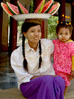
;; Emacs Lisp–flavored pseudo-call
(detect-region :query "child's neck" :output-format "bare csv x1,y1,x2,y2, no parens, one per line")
59,39,73,43
66,39,73,42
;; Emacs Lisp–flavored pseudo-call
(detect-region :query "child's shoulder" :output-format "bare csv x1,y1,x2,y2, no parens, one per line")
67,39,74,45
67,40,74,50
67,39,74,42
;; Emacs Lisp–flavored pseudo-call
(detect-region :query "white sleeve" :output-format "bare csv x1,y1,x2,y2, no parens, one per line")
10,49,33,84
48,40,54,54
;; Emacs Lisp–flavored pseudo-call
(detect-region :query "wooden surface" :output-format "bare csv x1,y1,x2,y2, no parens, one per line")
0,81,74,99
0,88,25,99
64,79,74,99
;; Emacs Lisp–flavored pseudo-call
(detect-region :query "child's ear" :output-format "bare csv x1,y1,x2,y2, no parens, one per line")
56,33,58,38
23,32,26,37
70,33,72,38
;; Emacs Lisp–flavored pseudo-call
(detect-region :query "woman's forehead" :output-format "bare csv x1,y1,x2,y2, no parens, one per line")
28,25,41,30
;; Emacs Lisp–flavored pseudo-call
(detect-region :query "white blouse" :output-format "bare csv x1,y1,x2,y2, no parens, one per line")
11,39,55,88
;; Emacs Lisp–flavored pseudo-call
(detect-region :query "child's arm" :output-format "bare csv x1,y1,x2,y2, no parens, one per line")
71,55,74,78
67,40,74,78
72,55,74,71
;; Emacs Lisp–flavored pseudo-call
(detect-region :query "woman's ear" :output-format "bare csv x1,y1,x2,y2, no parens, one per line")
23,32,26,37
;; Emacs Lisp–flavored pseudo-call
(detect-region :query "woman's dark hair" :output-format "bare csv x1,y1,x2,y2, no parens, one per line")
22,21,42,71
56,21,73,34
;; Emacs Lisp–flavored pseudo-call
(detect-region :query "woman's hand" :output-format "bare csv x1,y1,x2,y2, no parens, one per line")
31,75,42,80
30,75,56,80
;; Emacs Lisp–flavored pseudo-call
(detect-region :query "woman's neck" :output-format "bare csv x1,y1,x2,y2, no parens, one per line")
28,42,38,51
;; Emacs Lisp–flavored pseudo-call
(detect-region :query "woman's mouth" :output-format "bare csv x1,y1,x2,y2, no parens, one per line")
34,38,39,40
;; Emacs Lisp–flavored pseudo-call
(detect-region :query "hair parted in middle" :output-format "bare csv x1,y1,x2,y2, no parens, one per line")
21,19,42,71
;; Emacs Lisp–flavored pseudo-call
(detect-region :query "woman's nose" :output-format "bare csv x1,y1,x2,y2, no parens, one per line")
34,32,39,35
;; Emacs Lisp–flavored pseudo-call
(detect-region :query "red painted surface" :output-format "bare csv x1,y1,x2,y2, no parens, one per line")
0,0,3,51
41,21,45,38
9,0,17,53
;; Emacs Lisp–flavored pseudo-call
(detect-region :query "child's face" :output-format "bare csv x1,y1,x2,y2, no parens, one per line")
57,27,71,42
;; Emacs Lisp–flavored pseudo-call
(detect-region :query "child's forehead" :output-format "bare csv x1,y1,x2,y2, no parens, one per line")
59,27,70,30
58,27,71,32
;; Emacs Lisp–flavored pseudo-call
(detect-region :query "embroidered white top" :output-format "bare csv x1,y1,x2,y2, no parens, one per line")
11,39,55,88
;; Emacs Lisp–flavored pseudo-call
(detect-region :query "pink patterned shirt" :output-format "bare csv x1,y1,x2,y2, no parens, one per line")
53,39,74,86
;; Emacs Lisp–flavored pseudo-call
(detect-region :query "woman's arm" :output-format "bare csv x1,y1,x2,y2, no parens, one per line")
31,75,56,80
11,48,33,84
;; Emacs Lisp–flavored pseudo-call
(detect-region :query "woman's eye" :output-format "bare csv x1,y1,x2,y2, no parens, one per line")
38,30,41,32
31,30,34,33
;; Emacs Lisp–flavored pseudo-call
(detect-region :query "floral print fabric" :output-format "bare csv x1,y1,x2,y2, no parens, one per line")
53,39,74,86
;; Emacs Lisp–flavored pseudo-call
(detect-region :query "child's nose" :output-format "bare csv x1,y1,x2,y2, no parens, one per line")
62,34,65,37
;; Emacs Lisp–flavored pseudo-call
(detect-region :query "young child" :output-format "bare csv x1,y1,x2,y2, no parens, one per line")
53,21,74,88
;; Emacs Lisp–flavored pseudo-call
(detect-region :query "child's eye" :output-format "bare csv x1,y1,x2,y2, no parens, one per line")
59,33,62,35
65,33,68,35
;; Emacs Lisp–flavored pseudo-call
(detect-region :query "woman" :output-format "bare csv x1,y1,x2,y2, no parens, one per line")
11,19,65,99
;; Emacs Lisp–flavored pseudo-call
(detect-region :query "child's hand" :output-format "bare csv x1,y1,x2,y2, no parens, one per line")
70,70,74,78
67,75,73,80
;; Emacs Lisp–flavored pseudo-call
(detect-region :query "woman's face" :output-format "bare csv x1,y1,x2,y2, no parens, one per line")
57,27,71,42
23,25,41,45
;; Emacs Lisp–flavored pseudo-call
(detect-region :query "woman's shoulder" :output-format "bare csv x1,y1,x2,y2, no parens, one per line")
11,46,22,57
40,39,54,51
11,46,23,65
41,38,53,44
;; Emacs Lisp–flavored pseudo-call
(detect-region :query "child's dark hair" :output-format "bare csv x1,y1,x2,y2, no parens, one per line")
56,21,73,34
21,20,42,71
